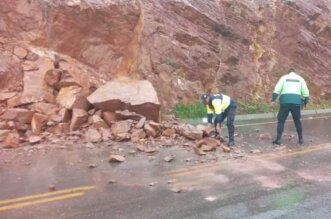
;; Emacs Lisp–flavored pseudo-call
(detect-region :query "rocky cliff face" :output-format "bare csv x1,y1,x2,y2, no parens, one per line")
1,0,331,112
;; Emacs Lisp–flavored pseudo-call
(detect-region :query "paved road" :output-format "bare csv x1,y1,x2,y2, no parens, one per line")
1,115,331,219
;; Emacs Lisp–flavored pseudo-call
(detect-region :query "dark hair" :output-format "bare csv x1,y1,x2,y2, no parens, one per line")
288,68,295,73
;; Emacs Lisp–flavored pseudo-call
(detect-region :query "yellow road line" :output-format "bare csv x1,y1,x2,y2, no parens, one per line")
0,186,95,205
165,142,331,177
0,192,83,212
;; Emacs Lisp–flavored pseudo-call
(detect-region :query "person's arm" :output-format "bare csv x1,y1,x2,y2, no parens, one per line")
206,104,213,134
212,100,223,135
301,79,309,105
272,77,284,103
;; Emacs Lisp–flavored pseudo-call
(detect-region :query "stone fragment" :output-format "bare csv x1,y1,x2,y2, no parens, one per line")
222,146,231,153
259,133,272,140
56,85,89,110
70,108,88,131
0,130,11,142
28,136,41,144
196,138,220,149
135,117,146,129
250,149,262,154
3,132,20,148
87,78,160,121
99,128,112,141
102,112,117,125
13,46,28,59
115,110,142,121
164,155,175,162
144,123,157,138
47,123,70,135
0,92,17,101
1,108,34,124
162,128,176,137
92,115,109,129
31,113,48,134
108,155,125,163
29,103,58,115
44,69,61,87
182,130,203,140
85,128,102,143
111,120,132,136
131,128,146,142
193,147,206,156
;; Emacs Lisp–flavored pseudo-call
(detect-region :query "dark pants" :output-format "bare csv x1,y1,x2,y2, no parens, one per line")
276,104,303,141
215,104,237,142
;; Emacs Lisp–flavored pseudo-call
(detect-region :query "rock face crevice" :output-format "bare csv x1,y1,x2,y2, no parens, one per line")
1,0,331,111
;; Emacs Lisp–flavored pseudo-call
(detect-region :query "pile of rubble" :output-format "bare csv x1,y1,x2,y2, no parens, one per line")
0,44,228,154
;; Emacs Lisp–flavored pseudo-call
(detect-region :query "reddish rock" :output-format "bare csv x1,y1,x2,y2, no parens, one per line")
47,123,70,135
56,85,89,110
0,92,17,102
193,147,206,156
13,46,28,59
0,122,9,130
92,115,109,129
3,132,20,148
259,133,272,140
28,135,41,144
70,108,88,131
115,110,142,121
0,108,34,124
85,128,102,143
87,78,160,122
222,146,231,153
114,133,131,142
182,130,203,141
0,129,11,142
162,128,176,137
102,112,117,125
22,61,38,71
99,128,112,142
111,120,132,136
108,155,125,163
144,123,157,138
44,69,61,87
135,117,146,129
21,57,54,104
29,103,58,115
31,113,48,134
58,108,71,123
131,128,146,142
196,138,220,149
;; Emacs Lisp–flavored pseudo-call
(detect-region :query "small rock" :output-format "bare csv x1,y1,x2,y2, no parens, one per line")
128,150,137,154
164,155,175,162
250,149,262,154
193,147,206,156
88,164,97,168
222,146,231,153
149,182,156,187
108,155,125,163
108,179,117,184
170,187,182,193
48,184,56,191
167,179,176,184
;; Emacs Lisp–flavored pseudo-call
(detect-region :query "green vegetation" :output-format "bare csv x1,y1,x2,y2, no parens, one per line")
173,97,331,119
173,102,206,119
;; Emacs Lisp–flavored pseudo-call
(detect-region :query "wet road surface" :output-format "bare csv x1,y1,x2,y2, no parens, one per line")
1,114,331,219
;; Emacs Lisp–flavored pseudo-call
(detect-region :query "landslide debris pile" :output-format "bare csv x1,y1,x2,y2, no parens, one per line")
0,42,227,154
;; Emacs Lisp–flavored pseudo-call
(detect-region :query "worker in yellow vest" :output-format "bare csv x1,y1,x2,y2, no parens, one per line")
201,93,237,146
271,68,309,145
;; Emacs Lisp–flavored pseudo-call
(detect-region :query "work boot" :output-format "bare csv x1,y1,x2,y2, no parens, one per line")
272,139,281,145
227,140,235,146
299,138,304,145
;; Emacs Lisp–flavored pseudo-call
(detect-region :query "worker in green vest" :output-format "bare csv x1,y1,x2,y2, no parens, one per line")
271,68,309,145
201,93,237,146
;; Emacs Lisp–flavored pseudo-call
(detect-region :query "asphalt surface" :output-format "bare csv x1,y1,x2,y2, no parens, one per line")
1,114,331,219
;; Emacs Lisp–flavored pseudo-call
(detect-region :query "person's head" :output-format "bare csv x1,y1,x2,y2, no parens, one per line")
201,93,210,105
288,68,295,74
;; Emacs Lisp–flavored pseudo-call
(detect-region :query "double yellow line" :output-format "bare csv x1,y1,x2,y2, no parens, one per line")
0,185,95,212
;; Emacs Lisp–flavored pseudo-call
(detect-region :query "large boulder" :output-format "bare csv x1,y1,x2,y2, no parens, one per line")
88,78,160,122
